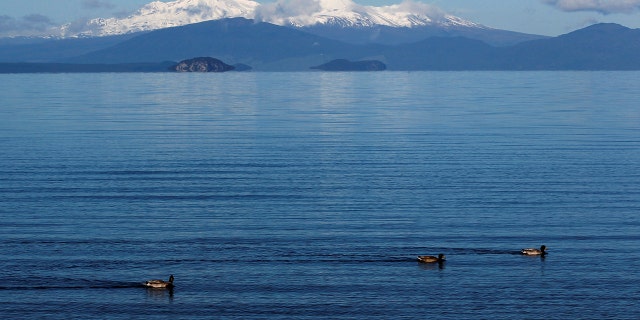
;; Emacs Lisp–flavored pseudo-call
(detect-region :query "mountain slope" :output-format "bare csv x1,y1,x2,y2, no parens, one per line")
0,34,140,63
299,24,545,46
65,20,640,71
381,36,498,70
501,23,640,69
68,18,374,70
379,23,640,70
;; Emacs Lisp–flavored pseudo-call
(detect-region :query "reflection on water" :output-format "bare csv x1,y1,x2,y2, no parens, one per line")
418,262,446,271
145,287,174,301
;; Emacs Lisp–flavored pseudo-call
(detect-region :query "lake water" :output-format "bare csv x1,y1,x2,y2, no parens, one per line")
1,72,639,319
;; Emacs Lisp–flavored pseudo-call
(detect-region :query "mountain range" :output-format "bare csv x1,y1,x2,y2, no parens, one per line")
61,0,480,37
1,0,639,71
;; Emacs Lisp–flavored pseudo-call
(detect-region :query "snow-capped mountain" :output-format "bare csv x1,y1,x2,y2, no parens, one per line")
63,0,258,37
59,0,482,37
255,0,480,29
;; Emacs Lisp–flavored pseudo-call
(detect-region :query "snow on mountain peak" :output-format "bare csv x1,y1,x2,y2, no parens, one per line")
254,0,474,28
69,0,258,37
60,0,481,37
377,1,481,28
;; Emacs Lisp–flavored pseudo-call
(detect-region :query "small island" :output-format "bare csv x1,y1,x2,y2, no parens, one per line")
311,59,386,71
171,57,235,72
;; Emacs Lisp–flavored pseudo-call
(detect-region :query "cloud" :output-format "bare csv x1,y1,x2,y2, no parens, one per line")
82,0,116,10
254,0,323,25
542,0,640,14
0,14,57,37
381,0,446,21
0,1,117,37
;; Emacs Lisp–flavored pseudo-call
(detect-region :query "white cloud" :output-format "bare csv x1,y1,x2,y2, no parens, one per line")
380,0,446,21
542,0,640,14
382,0,444,15
254,0,323,25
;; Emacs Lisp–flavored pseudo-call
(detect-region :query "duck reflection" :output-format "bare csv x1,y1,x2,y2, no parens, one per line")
145,286,174,300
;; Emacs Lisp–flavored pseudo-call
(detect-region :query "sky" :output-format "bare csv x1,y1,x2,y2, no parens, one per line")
2,0,640,37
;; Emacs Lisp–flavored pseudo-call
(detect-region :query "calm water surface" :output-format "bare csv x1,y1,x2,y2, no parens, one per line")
1,72,639,319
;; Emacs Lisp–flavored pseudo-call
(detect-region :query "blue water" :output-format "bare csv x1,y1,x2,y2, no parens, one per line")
1,72,639,319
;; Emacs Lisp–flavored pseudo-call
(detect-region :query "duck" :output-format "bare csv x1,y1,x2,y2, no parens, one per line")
417,253,446,263
144,275,174,289
520,245,547,256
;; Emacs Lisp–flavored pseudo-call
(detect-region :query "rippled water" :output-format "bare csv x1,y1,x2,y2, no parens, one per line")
1,72,639,319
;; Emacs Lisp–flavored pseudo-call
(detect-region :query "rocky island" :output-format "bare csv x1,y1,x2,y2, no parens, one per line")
171,57,235,72
311,59,386,71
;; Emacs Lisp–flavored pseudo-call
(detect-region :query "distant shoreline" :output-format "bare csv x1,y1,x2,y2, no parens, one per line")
0,62,176,73
6,63,640,73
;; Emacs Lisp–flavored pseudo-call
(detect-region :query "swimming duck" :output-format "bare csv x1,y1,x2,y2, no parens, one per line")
144,275,174,289
520,245,547,256
417,254,446,263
